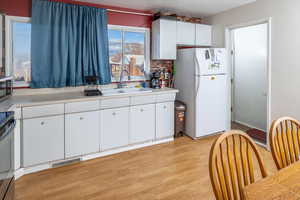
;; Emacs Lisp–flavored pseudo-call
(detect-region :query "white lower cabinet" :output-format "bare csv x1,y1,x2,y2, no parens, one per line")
100,107,129,151
22,115,64,167
65,111,100,158
156,102,175,139
20,92,177,171
130,104,155,144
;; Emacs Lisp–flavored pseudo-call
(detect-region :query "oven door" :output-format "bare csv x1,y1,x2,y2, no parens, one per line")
0,119,15,200
0,81,6,101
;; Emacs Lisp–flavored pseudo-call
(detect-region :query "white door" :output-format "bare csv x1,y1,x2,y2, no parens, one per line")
101,107,129,150
130,104,155,144
65,111,100,158
196,75,227,137
23,115,64,167
156,102,174,139
232,23,268,131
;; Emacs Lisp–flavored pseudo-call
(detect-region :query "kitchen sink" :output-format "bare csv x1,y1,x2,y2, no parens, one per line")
101,87,153,96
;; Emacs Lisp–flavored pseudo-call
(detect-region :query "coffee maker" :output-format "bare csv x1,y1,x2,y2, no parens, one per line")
151,71,160,89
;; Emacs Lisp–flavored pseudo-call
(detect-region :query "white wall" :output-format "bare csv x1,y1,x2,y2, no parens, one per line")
205,0,300,125
233,24,268,131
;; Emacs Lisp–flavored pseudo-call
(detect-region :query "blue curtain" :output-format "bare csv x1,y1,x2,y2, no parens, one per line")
31,0,111,88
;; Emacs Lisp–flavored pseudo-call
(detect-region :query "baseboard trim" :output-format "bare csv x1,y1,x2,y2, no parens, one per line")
186,131,224,140
233,120,266,132
15,137,174,179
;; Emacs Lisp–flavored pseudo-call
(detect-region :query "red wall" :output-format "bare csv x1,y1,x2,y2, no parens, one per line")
0,0,153,27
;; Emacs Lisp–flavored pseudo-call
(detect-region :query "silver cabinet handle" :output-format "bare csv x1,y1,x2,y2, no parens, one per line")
80,117,84,120
112,112,116,116
41,121,45,125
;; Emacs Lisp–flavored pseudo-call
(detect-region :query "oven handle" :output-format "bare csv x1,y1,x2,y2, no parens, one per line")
0,120,16,141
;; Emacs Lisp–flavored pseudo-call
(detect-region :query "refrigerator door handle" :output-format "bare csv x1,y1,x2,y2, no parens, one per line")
194,54,201,76
195,75,200,97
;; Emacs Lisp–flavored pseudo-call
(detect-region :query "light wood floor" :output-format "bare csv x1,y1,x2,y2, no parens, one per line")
16,136,277,200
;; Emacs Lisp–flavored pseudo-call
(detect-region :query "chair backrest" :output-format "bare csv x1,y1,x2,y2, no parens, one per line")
269,117,300,170
209,130,267,200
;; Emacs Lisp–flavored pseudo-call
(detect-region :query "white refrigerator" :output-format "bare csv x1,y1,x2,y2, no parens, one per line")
175,48,229,139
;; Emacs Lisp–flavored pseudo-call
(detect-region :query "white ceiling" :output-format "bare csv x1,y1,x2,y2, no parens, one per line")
77,0,256,17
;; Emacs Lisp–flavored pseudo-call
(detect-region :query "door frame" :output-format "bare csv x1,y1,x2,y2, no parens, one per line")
225,18,272,148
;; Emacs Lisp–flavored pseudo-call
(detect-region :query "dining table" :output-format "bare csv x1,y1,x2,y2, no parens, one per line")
243,161,300,200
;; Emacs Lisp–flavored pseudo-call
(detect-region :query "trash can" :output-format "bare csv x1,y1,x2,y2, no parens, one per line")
175,100,186,137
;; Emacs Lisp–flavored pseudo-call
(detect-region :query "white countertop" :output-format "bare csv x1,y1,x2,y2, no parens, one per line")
0,88,178,112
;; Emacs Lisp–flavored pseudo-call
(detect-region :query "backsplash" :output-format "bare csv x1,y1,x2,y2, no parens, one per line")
150,60,173,72
13,60,174,96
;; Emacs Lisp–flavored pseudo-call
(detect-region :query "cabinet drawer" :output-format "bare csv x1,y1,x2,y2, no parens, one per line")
22,104,64,119
130,95,156,106
65,100,100,114
100,97,130,109
156,93,176,103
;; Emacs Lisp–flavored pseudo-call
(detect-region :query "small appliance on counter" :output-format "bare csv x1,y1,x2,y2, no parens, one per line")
0,76,13,102
151,71,160,89
84,76,102,96
0,111,16,200
151,69,172,89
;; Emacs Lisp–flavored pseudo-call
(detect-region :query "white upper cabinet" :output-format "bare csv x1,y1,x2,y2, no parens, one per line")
195,24,212,46
152,19,177,60
176,21,196,46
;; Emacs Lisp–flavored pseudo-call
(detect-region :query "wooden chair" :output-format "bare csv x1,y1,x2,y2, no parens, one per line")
209,130,268,200
269,117,300,170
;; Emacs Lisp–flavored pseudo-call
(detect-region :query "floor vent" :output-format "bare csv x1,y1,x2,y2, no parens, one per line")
52,158,81,168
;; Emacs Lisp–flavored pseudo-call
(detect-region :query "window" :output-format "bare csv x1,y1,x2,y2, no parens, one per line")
6,16,31,87
108,25,150,82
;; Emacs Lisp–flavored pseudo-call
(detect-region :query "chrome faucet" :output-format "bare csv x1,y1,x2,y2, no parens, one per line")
117,68,130,89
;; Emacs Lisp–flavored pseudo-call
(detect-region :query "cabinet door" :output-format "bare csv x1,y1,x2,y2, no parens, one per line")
130,104,155,144
101,107,129,151
195,24,212,46
65,111,100,158
177,21,195,45
156,102,175,139
152,19,177,60
23,115,64,167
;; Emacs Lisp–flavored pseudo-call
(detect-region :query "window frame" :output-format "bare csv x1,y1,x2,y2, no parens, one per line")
5,15,31,87
108,24,150,82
